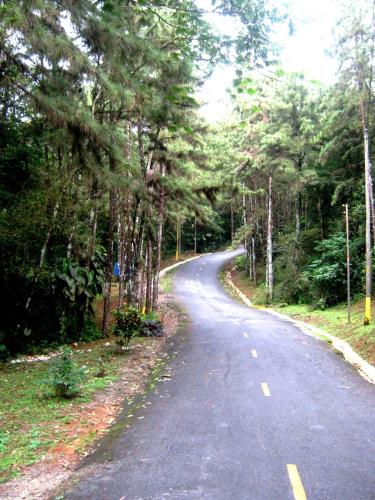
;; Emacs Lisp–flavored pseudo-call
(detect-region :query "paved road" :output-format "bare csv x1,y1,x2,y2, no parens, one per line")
62,250,375,500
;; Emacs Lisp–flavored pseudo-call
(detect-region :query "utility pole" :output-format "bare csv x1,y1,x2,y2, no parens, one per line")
344,204,351,324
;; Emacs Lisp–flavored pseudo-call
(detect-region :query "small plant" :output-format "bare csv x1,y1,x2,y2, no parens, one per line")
139,312,163,337
113,307,142,351
0,343,9,362
95,356,107,378
46,346,84,398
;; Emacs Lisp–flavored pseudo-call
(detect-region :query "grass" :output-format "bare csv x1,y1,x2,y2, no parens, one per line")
273,302,375,364
228,265,375,366
1,254,186,486
0,341,125,483
160,266,181,294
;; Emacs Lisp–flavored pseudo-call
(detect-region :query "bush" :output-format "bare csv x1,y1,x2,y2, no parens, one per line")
113,307,142,350
46,347,84,398
234,255,248,272
140,312,163,337
274,273,315,305
252,284,268,305
0,344,9,362
80,320,102,343
304,233,363,305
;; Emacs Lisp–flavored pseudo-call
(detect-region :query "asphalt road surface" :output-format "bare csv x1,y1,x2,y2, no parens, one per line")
61,249,375,500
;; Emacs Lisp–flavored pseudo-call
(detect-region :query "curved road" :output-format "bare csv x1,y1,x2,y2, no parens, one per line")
62,250,375,500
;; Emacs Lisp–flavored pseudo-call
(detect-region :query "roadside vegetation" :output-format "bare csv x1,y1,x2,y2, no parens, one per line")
1,0,375,492
227,256,375,366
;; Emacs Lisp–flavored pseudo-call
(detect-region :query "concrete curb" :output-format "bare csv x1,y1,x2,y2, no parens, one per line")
159,255,202,279
225,271,253,308
225,270,375,385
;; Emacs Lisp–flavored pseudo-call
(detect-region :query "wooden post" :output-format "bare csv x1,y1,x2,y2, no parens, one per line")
344,204,351,324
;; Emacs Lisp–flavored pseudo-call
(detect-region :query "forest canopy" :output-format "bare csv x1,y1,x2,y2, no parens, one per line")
1,0,374,357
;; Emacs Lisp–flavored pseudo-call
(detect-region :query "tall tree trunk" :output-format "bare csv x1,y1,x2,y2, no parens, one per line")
117,197,127,311
66,218,76,259
175,218,181,261
194,216,197,254
102,184,116,336
145,236,153,313
295,193,301,240
317,197,324,239
266,175,273,304
152,164,166,309
230,201,234,243
153,213,164,309
252,236,257,285
86,179,99,268
361,98,372,325
25,199,60,312
138,243,146,313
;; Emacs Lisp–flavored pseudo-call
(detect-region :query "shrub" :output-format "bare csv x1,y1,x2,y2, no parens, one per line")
46,347,84,398
304,233,363,305
113,307,142,350
234,255,248,272
274,273,315,305
252,284,268,305
139,312,163,337
0,344,9,362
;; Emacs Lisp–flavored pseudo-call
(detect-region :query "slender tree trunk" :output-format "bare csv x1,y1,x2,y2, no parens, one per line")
145,236,153,313
66,219,76,259
252,236,257,285
242,183,247,237
175,218,181,261
266,175,273,304
179,221,182,257
86,179,98,268
317,197,324,239
39,200,60,269
194,216,197,254
25,199,60,312
295,193,301,240
361,98,372,325
345,204,351,324
153,212,164,309
152,165,166,309
138,243,146,313
117,197,127,311
230,202,234,243
102,184,116,336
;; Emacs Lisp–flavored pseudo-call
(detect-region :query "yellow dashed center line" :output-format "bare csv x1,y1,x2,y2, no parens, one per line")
251,349,258,358
261,382,271,397
287,464,307,500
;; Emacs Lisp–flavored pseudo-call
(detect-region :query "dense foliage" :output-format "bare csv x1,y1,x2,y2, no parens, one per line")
0,0,275,355
2,0,375,357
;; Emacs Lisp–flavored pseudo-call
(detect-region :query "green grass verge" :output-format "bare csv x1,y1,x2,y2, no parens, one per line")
273,302,375,357
228,266,375,366
160,268,179,293
0,342,125,483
